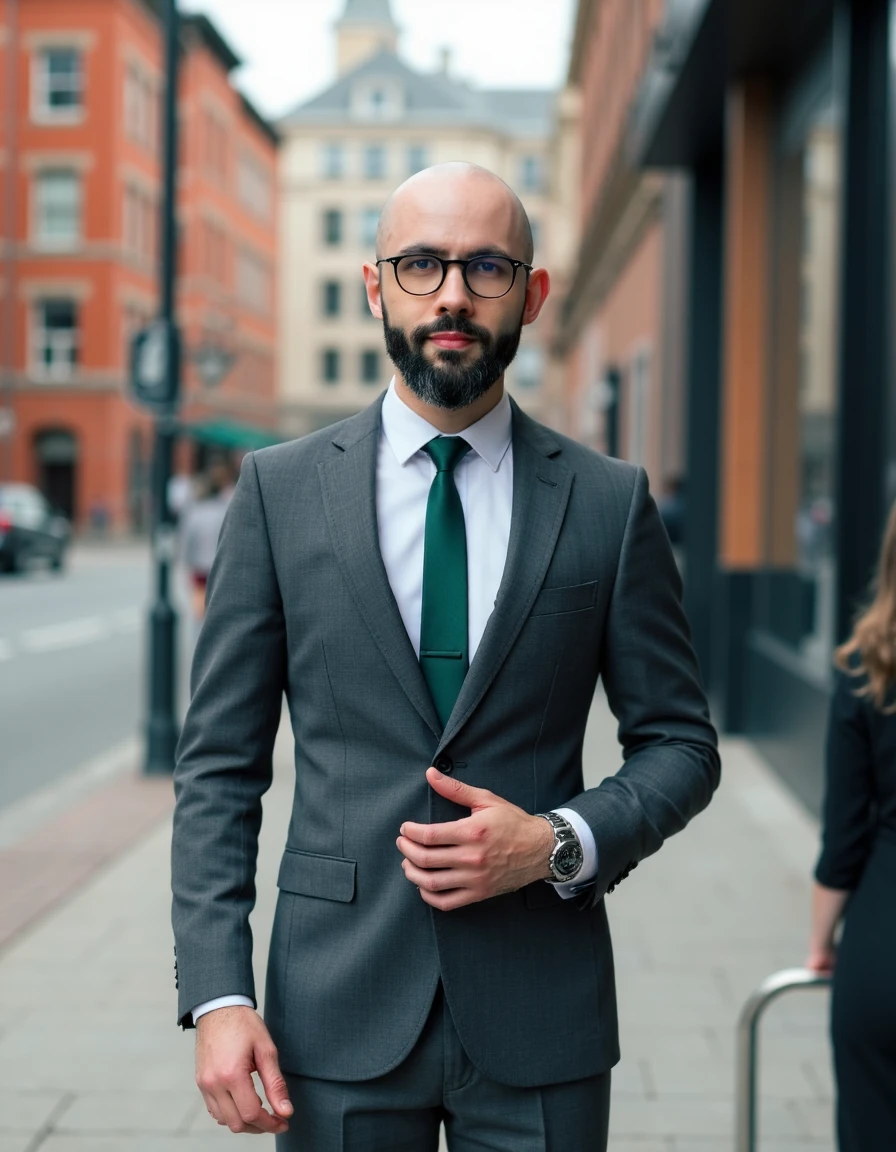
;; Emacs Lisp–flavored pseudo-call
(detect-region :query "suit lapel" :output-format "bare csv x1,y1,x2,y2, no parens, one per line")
319,396,442,740
437,402,573,752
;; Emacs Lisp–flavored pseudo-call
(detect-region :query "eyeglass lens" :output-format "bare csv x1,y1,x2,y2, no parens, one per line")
395,255,515,298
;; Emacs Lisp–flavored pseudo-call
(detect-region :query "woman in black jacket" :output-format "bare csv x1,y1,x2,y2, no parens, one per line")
807,501,896,1151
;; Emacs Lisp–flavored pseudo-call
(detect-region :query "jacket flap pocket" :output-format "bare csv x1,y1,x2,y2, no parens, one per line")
530,580,598,617
277,849,356,903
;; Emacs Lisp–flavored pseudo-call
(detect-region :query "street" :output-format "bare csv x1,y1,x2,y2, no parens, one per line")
0,543,190,813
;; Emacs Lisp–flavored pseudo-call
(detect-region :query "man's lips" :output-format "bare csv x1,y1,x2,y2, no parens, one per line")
429,333,476,350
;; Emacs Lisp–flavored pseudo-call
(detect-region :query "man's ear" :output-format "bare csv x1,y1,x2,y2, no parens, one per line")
522,268,550,327
362,263,383,321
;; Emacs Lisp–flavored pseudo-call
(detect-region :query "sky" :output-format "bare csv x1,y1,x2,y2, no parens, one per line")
178,0,579,121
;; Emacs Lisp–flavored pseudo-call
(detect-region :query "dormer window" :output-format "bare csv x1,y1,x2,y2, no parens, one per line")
350,78,403,121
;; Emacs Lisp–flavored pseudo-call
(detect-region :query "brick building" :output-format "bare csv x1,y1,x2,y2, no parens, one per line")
557,0,896,810
0,0,278,530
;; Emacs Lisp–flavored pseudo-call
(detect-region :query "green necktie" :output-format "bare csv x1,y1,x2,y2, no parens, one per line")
420,436,472,729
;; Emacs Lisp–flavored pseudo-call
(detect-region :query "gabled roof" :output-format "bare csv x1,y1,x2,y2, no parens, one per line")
278,49,554,138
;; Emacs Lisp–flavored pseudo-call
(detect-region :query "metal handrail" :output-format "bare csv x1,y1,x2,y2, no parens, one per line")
735,967,832,1152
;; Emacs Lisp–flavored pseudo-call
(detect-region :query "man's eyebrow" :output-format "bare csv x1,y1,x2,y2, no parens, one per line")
391,244,516,260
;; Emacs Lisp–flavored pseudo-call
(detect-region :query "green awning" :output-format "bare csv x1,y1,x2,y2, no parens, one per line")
180,418,283,451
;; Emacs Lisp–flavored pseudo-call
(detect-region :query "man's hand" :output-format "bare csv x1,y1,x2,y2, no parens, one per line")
397,767,555,910
195,1005,293,1135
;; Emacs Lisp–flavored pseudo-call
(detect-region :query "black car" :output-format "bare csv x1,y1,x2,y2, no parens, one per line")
0,484,71,573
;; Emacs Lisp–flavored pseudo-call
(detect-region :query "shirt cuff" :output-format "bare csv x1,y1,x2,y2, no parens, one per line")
549,807,598,900
192,994,255,1024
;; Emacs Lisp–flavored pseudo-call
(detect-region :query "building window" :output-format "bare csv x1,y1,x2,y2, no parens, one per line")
361,349,381,385
202,220,228,284
33,48,84,119
519,155,543,193
322,280,342,317
32,300,79,380
203,111,229,184
764,72,843,672
34,170,81,247
320,142,345,180
360,207,380,248
237,150,271,220
407,145,428,175
360,282,375,319
323,209,343,246
237,249,271,313
321,348,341,384
363,145,387,181
513,345,543,389
124,64,156,150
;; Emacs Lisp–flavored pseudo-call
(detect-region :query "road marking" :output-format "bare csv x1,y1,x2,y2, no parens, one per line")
21,615,113,653
0,639,13,662
0,735,140,850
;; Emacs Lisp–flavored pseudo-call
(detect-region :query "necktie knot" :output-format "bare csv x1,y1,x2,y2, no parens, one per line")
425,436,471,474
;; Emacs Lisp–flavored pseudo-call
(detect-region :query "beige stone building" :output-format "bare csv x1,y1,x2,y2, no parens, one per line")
276,0,557,435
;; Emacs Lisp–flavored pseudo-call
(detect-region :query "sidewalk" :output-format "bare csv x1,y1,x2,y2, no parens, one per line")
0,693,835,1152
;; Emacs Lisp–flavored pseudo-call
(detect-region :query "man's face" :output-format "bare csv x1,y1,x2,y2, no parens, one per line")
363,173,547,411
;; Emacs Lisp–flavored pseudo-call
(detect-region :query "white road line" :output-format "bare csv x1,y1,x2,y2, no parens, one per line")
0,734,140,850
20,616,113,653
0,639,14,662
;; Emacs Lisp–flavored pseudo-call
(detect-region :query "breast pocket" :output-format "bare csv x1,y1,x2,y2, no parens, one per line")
277,848,357,903
529,580,598,618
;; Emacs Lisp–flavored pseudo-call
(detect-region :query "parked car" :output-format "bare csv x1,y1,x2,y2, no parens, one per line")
0,484,71,574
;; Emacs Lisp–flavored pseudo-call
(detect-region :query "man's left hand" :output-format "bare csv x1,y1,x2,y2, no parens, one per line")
397,767,555,910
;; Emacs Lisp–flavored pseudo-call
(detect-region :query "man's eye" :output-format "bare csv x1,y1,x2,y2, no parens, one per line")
411,258,436,271
471,260,499,275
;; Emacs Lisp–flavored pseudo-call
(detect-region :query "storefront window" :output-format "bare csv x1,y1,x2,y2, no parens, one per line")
765,52,842,676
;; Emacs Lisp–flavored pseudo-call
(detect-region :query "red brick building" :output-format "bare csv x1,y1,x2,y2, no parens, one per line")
0,0,278,530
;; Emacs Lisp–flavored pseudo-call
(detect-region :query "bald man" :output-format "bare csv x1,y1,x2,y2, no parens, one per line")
172,163,719,1151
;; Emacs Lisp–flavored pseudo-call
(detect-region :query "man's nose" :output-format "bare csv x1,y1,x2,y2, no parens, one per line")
435,263,473,313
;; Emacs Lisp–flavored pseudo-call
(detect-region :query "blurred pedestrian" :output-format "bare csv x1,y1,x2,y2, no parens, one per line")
179,456,235,622
807,499,896,1151
172,163,719,1151
167,466,197,527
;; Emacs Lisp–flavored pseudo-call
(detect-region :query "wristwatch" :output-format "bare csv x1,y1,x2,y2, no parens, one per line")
536,811,584,883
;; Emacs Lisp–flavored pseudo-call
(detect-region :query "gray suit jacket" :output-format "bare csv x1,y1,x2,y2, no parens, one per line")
171,394,719,1087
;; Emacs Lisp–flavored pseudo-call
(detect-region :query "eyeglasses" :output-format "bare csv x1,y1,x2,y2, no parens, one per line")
376,253,532,299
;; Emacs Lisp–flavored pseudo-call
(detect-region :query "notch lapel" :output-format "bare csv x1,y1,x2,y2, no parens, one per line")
437,403,573,752
319,397,442,740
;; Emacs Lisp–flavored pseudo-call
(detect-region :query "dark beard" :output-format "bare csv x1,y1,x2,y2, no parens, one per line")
382,303,524,411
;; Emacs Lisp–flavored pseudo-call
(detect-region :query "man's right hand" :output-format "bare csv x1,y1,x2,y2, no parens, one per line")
195,1005,293,1136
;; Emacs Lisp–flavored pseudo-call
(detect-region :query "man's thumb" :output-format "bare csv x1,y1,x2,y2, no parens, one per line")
256,1042,293,1117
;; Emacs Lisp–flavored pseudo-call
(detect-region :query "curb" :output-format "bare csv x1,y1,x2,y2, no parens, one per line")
0,765,174,952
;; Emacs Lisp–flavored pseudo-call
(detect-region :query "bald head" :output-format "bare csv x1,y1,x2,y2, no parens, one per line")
375,162,534,264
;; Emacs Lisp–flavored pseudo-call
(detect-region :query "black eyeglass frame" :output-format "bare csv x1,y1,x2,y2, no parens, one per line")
375,253,533,299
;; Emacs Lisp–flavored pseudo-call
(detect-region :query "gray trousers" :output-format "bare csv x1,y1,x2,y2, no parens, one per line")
276,984,611,1151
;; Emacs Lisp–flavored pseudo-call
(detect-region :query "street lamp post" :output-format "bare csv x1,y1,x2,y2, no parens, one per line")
144,0,182,775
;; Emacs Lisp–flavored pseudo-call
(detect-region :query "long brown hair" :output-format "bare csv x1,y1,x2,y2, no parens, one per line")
836,499,896,712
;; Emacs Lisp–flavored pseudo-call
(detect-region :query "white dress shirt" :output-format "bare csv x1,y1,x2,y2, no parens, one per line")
192,382,597,1023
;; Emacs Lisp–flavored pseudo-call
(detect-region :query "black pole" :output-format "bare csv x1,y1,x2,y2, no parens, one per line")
144,0,181,774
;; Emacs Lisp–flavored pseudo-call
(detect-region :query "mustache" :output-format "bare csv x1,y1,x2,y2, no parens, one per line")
409,314,491,347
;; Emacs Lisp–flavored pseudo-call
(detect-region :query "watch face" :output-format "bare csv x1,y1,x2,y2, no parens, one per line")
554,843,582,877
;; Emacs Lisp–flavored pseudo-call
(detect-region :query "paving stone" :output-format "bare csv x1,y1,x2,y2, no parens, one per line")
0,1089,65,1133
56,1091,197,1133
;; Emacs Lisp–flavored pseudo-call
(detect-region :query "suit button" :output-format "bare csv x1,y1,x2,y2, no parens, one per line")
434,754,454,774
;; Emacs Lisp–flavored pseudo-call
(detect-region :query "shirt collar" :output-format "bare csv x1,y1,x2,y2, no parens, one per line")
380,378,512,473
